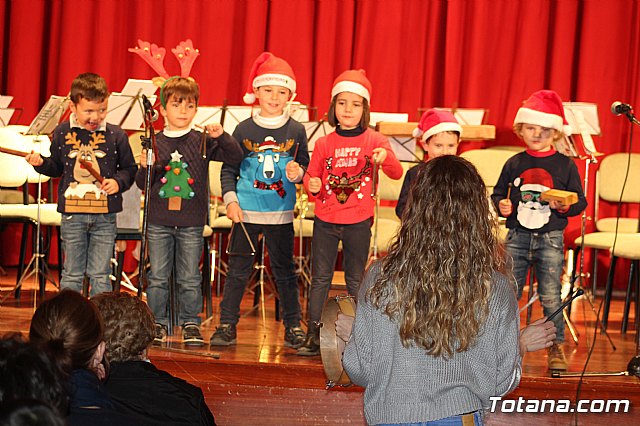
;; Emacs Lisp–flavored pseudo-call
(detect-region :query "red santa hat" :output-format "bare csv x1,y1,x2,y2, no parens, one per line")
412,109,463,142
243,52,297,104
514,90,572,135
516,168,554,193
331,69,372,103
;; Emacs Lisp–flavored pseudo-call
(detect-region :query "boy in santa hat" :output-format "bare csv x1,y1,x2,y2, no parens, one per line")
395,109,463,218
491,89,587,370
210,52,310,349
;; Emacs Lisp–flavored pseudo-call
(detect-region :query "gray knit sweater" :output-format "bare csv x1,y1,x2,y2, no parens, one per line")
342,262,521,425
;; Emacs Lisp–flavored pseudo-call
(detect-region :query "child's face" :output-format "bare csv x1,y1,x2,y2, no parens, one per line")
70,97,108,132
518,124,556,152
254,85,291,118
335,92,364,130
160,96,197,131
424,132,459,159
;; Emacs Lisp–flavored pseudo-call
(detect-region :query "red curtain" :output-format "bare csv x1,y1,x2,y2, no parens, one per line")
2,0,640,281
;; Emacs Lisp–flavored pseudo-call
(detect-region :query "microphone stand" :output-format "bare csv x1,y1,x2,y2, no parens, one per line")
137,105,158,298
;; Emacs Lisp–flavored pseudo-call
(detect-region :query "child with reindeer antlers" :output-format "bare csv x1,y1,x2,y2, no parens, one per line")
26,72,137,297
296,69,403,356
131,40,243,347
209,52,310,349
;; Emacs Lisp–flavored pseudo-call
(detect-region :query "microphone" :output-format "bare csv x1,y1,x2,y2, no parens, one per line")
611,101,633,116
142,94,159,122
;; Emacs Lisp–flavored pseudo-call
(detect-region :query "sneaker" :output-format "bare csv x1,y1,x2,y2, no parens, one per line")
209,324,237,346
284,326,306,349
296,326,320,357
182,323,204,347
154,323,168,345
547,343,568,370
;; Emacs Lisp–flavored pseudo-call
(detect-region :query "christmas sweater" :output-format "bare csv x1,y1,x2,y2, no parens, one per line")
34,120,136,214
135,129,242,227
221,117,309,225
306,128,403,225
490,149,587,233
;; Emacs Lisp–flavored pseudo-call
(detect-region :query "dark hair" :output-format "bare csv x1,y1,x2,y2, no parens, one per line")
29,290,105,376
0,399,66,426
368,156,506,358
327,94,370,129
70,72,109,104
91,292,156,362
160,77,200,108
0,335,69,416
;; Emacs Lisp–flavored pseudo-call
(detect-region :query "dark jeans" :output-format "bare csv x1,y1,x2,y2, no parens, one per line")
307,217,371,324
219,222,301,328
505,228,565,342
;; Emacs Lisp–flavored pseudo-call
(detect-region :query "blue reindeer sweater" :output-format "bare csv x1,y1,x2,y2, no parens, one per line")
221,117,309,225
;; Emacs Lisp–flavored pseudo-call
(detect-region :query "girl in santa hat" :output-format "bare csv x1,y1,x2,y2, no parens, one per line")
297,69,403,356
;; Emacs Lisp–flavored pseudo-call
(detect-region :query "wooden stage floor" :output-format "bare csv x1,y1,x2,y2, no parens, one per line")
1,267,639,425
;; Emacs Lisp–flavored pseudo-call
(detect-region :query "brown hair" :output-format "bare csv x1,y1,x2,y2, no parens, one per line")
70,73,109,104
29,290,105,376
160,76,200,108
327,94,370,129
91,292,155,362
368,155,506,358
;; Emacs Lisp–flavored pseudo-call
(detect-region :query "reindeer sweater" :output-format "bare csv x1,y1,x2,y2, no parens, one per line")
221,117,309,225
135,129,242,227
305,128,403,225
34,121,136,214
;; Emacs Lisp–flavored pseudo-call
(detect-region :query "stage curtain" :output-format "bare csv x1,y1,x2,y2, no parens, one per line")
1,0,640,285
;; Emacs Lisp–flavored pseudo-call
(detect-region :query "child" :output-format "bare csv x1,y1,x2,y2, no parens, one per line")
339,156,521,425
26,73,137,296
491,89,587,370
136,77,242,347
395,109,462,218
210,52,310,348
296,69,403,356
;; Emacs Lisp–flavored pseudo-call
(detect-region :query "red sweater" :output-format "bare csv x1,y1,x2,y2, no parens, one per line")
305,128,403,224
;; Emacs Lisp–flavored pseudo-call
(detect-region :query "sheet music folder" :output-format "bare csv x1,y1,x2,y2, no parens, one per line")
25,95,70,135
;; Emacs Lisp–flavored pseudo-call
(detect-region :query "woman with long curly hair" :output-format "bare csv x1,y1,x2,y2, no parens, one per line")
341,155,522,426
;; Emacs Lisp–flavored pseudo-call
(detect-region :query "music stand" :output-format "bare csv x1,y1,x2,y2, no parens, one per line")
106,79,157,131
194,103,253,135
0,95,15,127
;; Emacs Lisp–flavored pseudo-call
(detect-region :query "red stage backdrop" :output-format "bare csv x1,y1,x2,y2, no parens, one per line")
1,0,640,284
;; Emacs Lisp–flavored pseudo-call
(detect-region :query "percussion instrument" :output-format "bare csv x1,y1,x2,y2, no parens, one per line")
320,295,356,388
540,189,578,206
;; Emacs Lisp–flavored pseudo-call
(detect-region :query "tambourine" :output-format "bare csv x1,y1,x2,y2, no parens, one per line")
320,295,356,388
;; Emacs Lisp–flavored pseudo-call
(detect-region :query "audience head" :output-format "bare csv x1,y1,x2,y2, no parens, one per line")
0,399,66,426
0,334,68,417
29,290,106,378
91,292,156,362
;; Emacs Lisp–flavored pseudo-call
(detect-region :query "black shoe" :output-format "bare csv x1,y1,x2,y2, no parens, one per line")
154,323,168,345
284,326,306,349
209,324,237,346
296,324,320,356
182,323,204,347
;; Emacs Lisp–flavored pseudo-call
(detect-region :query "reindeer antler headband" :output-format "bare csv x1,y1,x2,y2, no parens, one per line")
129,39,200,107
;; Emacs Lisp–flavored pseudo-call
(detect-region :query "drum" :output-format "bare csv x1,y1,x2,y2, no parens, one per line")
320,295,356,388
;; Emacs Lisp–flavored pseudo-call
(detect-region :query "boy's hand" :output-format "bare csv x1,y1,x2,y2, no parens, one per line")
25,151,43,167
308,177,322,194
372,147,387,165
548,199,568,211
100,178,120,195
226,201,244,223
498,199,512,216
140,149,154,168
285,161,300,181
205,123,223,138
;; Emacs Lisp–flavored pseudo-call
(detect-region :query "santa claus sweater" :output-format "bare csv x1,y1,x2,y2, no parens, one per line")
490,149,587,233
135,129,242,227
306,127,403,225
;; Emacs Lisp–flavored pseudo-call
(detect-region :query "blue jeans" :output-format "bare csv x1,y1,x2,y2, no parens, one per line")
307,217,371,324
378,411,483,425
60,213,117,296
505,228,565,342
219,222,301,328
147,224,203,326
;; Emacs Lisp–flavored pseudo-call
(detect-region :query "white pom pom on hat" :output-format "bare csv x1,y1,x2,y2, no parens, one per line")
514,89,572,135
243,52,296,104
